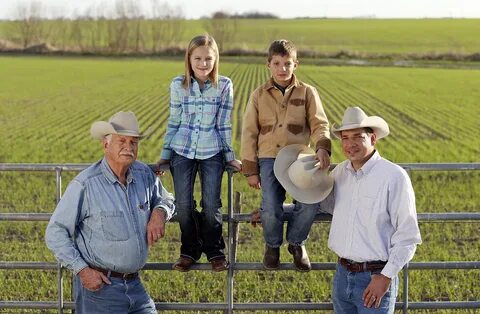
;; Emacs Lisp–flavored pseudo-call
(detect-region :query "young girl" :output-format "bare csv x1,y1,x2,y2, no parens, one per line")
158,35,241,272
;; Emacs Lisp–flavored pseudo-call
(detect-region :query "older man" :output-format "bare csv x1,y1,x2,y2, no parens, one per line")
328,107,422,313
45,111,174,314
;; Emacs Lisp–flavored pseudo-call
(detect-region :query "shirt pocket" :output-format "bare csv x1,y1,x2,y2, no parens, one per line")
203,96,221,115
100,211,130,241
181,96,196,117
356,195,376,227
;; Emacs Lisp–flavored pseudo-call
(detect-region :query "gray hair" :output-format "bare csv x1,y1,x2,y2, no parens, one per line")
103,134,112,144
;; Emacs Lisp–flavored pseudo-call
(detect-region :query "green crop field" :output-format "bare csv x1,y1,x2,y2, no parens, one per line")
0,55,479,313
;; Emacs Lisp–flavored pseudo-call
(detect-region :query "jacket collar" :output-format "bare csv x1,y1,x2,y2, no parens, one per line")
263,74,300,91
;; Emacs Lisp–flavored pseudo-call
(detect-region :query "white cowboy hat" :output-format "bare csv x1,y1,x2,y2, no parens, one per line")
331,107,389,139
90,111,150,140
274,144,334,204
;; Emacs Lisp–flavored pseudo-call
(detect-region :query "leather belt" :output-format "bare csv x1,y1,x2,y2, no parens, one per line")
339,258,386,272
91,266,139,280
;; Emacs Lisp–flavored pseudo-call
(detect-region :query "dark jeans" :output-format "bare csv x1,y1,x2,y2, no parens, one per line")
170,151,225,261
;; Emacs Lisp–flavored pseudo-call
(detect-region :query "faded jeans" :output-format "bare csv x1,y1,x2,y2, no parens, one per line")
332,263,398,314
74,275,156,314
259,158,318,248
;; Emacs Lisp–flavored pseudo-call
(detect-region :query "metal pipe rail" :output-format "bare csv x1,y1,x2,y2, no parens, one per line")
1,163,479,313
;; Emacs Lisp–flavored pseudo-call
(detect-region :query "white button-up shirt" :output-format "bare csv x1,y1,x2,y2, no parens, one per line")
327,151,422,278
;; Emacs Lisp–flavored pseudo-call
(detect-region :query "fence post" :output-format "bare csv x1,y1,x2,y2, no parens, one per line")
403,263,409,314
55,167,64,314
226,169,234,314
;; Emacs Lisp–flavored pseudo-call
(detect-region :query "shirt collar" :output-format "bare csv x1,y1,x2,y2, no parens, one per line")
100,157,135,185
264,73,299,91
191,76,212,92
346,150,381,176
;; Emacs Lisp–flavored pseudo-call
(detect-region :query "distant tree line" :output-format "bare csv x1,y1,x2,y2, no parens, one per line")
210,11,278,19
0,1,282,54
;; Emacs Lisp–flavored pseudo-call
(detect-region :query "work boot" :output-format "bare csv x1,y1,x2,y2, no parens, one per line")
263,245,280,270
288,244,311,272
173,256,195,272
210,257,229,272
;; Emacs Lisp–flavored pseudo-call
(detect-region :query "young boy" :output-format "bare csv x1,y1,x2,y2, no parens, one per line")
241,39,331,271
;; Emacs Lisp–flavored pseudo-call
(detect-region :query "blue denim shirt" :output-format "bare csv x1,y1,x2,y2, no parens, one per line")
45,158,175,274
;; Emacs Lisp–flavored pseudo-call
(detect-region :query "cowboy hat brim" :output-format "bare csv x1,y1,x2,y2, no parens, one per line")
274,144,334,204
90,121,150,140
331,116,389,140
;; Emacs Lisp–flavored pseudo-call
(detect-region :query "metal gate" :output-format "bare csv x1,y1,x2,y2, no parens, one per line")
0,163,479,313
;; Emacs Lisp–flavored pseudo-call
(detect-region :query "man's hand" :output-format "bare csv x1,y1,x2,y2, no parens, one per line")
362,273,391,308
78,267,111,292
155,159,170,176
147,208,166,247
315,148,330,169
247,175,261,189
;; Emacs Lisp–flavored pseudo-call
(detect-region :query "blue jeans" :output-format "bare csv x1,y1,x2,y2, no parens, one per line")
259,158,318,247
74,275,156,314
332,263,398,314
170,151,225,261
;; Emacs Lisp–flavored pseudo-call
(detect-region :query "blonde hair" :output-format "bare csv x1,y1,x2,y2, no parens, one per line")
183,34,220,89
267,39,297,62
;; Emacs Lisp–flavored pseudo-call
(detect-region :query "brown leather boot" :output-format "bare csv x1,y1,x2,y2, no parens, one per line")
263,245,280,270
173,256,195,272
210,257,229,272
288,244,311,272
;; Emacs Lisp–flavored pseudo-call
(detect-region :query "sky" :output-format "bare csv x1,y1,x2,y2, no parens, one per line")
0,0,479,20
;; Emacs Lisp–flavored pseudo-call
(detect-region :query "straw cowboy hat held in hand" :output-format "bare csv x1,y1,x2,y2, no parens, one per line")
90,111,151,140
274,144,334,204
331,107,389,139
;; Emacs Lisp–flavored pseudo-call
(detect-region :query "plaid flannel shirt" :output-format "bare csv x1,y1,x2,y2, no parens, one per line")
161,75,235,161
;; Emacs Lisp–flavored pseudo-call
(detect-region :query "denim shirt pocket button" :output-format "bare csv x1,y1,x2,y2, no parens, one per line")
100,211,130,241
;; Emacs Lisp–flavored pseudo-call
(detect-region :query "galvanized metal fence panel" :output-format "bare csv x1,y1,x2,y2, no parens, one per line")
0,163,479,313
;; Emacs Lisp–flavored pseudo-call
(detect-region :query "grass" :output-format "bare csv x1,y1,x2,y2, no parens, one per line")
0,56,478,313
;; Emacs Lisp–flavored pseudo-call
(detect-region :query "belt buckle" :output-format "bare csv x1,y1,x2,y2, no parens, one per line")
122,272,132,279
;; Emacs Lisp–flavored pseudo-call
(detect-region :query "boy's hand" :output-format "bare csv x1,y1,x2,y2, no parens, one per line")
250,209,262,228
247,175,261,189
315,148,330,169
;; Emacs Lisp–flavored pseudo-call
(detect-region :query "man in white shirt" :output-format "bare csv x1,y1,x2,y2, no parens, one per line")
328,107,422,313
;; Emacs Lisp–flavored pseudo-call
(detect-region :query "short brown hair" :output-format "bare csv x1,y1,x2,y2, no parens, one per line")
267,39,297,62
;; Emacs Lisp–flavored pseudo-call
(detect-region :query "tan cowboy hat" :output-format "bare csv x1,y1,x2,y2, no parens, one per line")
274,144,334,204
90,111,150,140
331,107,389,139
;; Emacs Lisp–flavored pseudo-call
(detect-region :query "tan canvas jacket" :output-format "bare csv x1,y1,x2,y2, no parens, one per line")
241,75,331,175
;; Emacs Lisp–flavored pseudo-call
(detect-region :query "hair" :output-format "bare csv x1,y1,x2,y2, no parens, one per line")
267,39,297,62
183,34,219,89
103,134,112,144
364,127,374,134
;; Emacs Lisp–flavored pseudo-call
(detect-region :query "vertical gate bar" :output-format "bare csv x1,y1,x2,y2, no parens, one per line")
403,263,409,314
403,167,412,314
232,192,241,262
55,167,64,313
226,169,234,314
